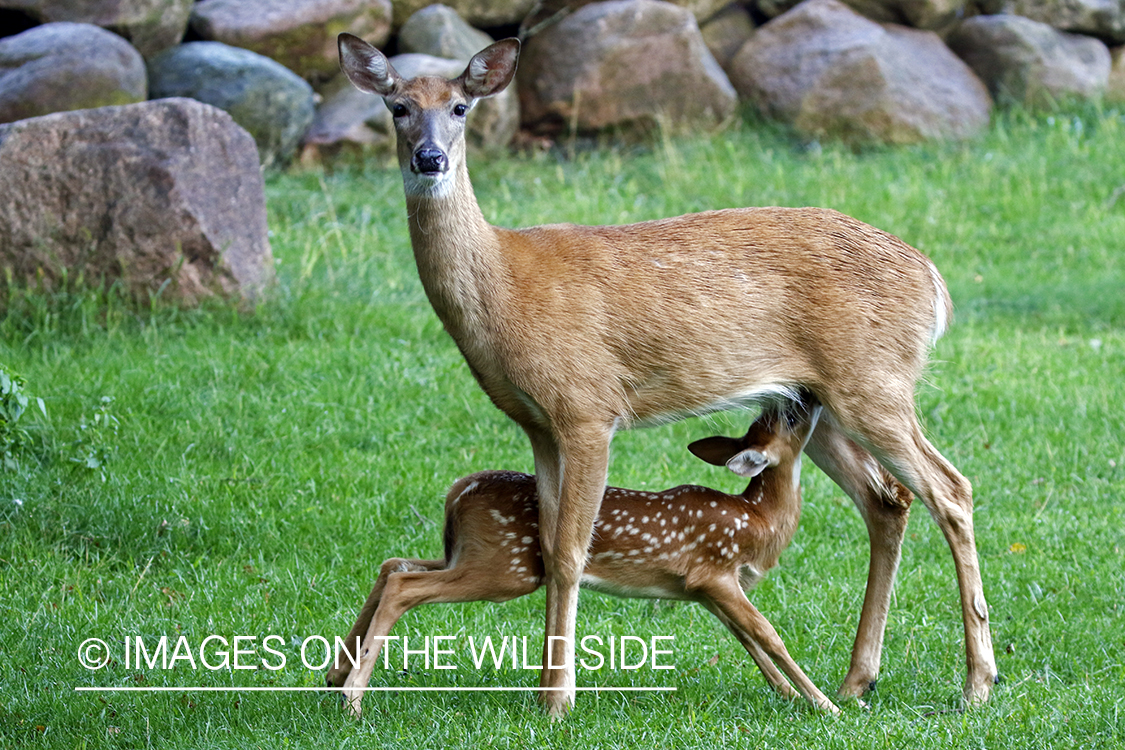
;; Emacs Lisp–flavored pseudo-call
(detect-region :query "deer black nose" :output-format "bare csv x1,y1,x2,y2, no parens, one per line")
412,147,448,175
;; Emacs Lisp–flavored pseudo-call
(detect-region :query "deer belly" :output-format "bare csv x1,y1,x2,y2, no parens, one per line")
579,570,692,601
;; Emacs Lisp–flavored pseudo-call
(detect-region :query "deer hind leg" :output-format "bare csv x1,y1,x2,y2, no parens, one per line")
836,398,998,704
804,412,912,700
340,566,537,717
327,558,445,688
531,422,613,719
701,580,841,714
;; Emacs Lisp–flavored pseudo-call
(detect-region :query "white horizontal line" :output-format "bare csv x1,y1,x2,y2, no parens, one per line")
75,686,676,693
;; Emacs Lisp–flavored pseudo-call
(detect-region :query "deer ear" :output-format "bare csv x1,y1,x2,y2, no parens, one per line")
688,436,742,467
460,38,520,99
725,449,775,478
338,33,399,97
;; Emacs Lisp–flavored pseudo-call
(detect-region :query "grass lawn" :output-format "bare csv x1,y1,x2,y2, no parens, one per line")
1,106,1123,748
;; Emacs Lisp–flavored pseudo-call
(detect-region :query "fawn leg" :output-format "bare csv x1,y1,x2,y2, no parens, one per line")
326,558,444,688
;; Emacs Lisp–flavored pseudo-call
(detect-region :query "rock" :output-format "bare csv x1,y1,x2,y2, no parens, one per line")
724,0,990,143
147,42,316,168
391,0,537,27
728,0,991,144
976,0,1125,46
518,0,737,136
0,99,273,307
841,0,966,29
301,75,395,158
0,0,192,57
1110,46,1125,101
521,0,733,36
0,23,146,125
700,2,755,70
397,4,494,60
947,15,1111,107
189,0,392,83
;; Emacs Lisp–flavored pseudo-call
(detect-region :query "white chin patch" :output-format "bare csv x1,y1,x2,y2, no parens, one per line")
401,167,454,198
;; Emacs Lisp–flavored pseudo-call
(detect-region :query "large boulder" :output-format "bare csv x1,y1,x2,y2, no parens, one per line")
947,15,1111,107
189,0,392,83
728,0,992,144
391,0,536,27
0,0,192,57
976,0,1125,46
841,0,965,29
0,23,146,125
518,0,737,136
397,4,494,59
0,99,273,307
147,42,316,168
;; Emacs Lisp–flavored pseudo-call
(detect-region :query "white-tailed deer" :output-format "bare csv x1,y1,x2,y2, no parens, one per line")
329,402,842,716
336,34,997,716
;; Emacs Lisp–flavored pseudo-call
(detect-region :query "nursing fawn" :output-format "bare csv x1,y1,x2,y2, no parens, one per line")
329,400,841,717
337,34,994,714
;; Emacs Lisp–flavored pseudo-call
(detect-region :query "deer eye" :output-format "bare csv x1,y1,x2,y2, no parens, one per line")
452,103,468,117
391,103,408,118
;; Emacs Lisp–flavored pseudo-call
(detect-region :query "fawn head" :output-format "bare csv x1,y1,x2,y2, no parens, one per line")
688,400,822,479
338,34,520,196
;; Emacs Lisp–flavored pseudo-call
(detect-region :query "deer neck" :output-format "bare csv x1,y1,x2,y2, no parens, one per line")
742,458,803,535
404,163,502,341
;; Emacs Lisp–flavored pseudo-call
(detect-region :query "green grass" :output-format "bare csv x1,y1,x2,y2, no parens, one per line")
2,106,1124,748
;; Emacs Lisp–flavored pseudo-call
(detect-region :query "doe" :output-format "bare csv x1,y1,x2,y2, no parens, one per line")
336,34,997,715
329,402,841,716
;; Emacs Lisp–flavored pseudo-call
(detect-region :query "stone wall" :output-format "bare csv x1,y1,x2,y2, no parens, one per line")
1,0,1122,157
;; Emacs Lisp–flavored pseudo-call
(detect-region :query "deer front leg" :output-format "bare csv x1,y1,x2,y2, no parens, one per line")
702,580,841,714
327,558,444,688
701,600,800,700
535,423,612,718
804,412,911,701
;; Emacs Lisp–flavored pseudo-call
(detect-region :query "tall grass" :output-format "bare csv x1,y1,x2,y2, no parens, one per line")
1,106,1123,748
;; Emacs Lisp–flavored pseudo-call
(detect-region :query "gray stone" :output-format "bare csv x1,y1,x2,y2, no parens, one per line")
301,75,395,158
397,4,494,60
947,14,1111,106
0,22,146,125
147,42,316,168
976,0,1125,45
729,0,992,143
0,99,273,306
518,0,737,136
189,0,393,83
0,0,192,57
391,0,536,27
700,3,755,70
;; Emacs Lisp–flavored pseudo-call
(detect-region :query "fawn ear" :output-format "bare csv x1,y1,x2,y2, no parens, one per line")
338,33,399,97
459,38,520,99
725,449,775,478
688,435,743,467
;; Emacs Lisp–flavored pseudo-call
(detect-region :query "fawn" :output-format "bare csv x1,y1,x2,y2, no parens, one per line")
329,400,842,716
336,34,994,714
